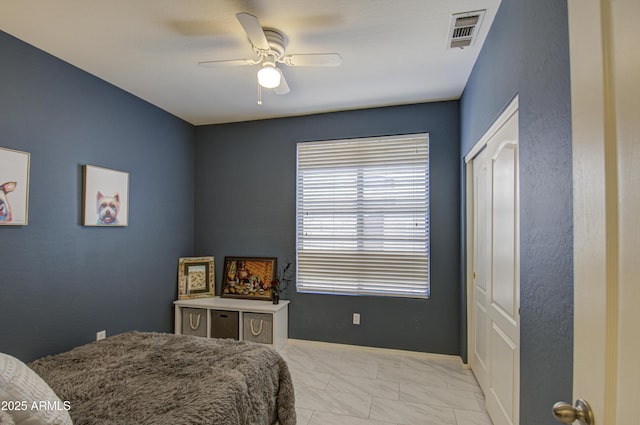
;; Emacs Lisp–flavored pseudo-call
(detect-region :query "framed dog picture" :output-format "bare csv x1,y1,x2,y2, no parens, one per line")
178,256,215,300
221,257,277,301
0,147,30,226
82,165,129,226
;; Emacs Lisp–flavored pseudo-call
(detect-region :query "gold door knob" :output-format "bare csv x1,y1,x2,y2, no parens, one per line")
552,399,594,425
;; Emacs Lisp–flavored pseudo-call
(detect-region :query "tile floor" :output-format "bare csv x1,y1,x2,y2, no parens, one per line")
279,340,494,425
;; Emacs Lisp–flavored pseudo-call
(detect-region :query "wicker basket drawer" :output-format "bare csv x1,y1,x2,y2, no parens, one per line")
210,310,239,340
243,312,273,344
182,308,207,337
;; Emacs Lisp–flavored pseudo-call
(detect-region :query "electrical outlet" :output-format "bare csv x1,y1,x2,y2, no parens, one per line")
96,330,106,341
353,313,360,325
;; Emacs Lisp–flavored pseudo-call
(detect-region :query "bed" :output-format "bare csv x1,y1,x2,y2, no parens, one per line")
23,331,296,425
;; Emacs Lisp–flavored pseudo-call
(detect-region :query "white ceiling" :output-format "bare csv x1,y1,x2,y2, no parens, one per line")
0,0,501,126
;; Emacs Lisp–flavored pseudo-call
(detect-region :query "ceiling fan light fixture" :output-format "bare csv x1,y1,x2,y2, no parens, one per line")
257,63,281,88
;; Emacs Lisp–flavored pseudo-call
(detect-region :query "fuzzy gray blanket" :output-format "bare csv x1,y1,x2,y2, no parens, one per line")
29,332,296,425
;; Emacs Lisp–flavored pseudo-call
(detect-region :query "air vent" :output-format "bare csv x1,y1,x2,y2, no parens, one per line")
448,10,485,49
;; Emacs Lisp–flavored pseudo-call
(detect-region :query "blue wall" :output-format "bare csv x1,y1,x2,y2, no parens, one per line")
1,4,576,421
195,102,462,354
0,31,196,362
460,1,573,424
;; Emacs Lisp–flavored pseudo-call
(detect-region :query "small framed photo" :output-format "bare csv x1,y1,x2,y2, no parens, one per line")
178,256,215,299
221,256,277,301
0,147,30,226
83,165,129,226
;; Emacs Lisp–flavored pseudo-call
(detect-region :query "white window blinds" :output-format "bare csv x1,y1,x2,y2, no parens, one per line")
296,134,430,299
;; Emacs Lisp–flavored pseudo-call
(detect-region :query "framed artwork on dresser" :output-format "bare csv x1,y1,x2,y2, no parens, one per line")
221,256,276,301
178,256,215,299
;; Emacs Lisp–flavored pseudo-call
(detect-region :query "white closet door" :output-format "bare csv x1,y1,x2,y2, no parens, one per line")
471,146,491,394
468,101,520,425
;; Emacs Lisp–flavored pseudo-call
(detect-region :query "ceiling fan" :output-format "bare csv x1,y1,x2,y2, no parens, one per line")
198,12,342,98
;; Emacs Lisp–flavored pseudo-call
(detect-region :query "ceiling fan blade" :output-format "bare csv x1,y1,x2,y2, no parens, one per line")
284,53,342,67
274,68,290,95
236,12,269,50
198,59,255,68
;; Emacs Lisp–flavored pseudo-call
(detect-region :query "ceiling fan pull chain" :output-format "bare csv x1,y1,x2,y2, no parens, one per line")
257,83,263,106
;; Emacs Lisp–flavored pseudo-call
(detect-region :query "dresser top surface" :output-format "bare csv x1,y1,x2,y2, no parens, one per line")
174,296,289,312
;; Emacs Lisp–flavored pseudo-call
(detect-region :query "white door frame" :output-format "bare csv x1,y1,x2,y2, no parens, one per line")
568,0,639,423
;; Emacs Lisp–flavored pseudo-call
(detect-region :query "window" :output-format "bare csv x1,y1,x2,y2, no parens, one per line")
296,134,430,299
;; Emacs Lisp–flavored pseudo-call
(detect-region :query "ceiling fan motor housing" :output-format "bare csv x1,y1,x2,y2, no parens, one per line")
261,28,288,59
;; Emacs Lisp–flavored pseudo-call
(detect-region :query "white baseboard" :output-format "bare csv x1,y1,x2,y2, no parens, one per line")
285,338,463,364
